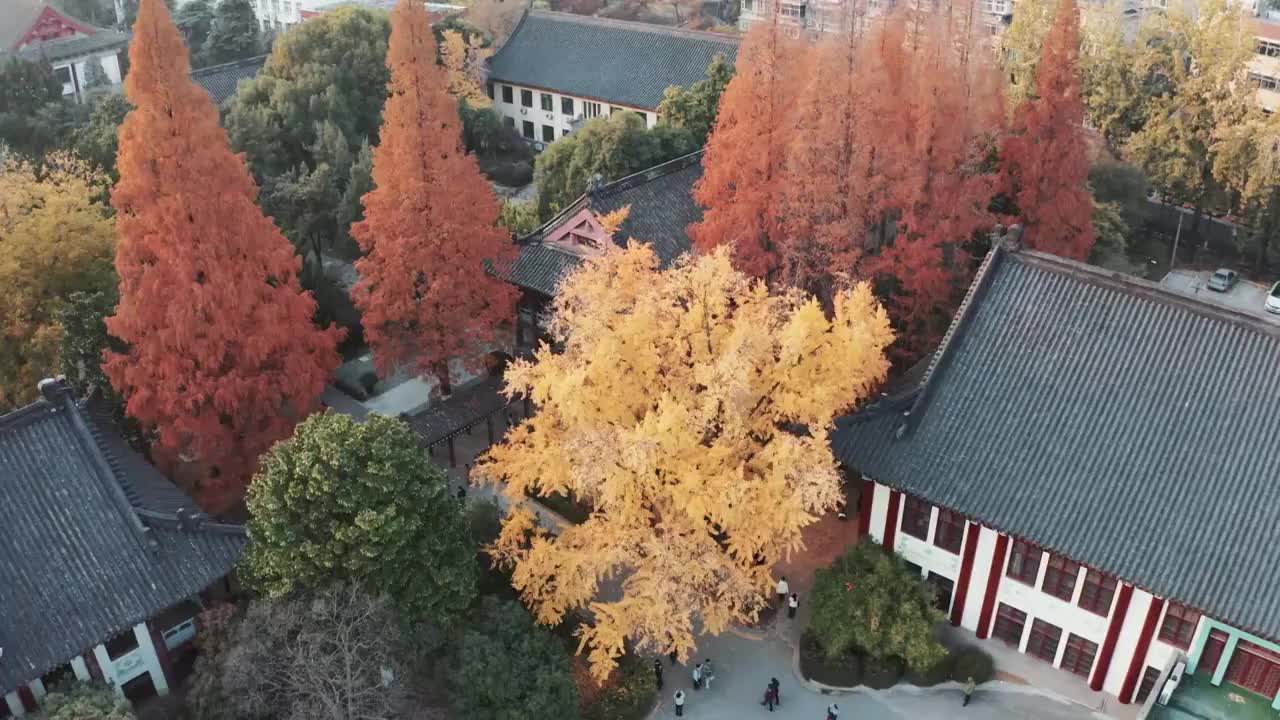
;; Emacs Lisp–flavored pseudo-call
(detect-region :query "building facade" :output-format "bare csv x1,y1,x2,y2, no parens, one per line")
833,246,1280,714
485,11,739,150
0,381,244,717
2,0,128,103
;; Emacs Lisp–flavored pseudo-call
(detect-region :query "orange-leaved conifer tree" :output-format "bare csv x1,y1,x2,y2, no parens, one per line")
478,243,894,681
689,8,804,280
1000,0,1096,260
106,0,341,513
352,0,517,393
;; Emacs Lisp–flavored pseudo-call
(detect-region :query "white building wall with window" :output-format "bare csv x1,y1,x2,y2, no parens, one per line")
488,81,659,150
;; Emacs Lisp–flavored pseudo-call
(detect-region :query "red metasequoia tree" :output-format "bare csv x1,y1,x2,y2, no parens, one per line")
351,0,517,393
106,0,341,512
1000,0,1095,260
689,8,805,279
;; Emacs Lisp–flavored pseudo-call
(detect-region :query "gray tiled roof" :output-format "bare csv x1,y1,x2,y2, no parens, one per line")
404,375,511,448
16,28,129,62
486,10,739,110
191,55,267,107
0,385,244,694
500,151,702,296
832,248,1280,643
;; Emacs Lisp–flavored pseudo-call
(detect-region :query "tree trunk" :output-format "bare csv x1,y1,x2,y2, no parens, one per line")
436,362,452,397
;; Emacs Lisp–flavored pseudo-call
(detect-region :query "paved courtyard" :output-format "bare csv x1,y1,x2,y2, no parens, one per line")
648,630,1108,720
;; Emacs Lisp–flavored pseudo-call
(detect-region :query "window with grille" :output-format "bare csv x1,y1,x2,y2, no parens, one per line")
503,116,515,129
541,124,554,143
502,85,513,104
1250,72,1280,91
992,603,1026,647
1135,666,1161,704
901,495,931,540
1026,619,1062,664
522,120,534,139
540,93,554,111
933,509,964,554
561,97,574,115
520,89,533,107
1078,570,1117,615
1157,603,1201,649
1042,555,1080,601
1259,39,1280,57
584,101,602,118
1005,539,1042,585
1060,634,1098,678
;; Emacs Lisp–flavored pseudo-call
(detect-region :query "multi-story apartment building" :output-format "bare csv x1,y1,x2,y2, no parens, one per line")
835,245,1280,714
485,11,739,150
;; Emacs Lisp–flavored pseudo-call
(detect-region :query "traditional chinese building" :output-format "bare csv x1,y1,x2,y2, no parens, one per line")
1,0,129,103
1,381,244,717
833,244,1280,713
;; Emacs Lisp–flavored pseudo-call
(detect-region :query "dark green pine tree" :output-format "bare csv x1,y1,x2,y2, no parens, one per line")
201,0,261,66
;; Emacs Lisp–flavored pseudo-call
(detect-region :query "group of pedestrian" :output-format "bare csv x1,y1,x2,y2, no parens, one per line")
657,656,715,716
760,677,781,711
777,577,800,619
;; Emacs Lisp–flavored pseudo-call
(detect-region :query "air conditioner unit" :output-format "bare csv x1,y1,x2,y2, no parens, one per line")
1157,660,1185,706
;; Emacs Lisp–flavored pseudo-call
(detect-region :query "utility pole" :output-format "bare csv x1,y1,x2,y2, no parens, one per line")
1170,211,1184,271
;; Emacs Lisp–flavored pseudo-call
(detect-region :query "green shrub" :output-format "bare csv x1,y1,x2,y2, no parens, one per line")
481,157,534,187
949,646,995,684
906,651,954,687
43,682,135,720
799,630,861,687
861,655,904,689
583,653,657,720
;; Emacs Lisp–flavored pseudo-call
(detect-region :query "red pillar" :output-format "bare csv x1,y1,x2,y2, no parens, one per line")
1119,596,1165,703
857,478,875,539
976,533,1010,639
949,521,983,626
17,687,37,712
1090,583,1134,691
149,621,176,691
882,490,902,550
85,651,104,681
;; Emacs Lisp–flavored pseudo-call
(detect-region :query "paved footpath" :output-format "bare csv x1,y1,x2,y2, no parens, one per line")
649,628,1107,720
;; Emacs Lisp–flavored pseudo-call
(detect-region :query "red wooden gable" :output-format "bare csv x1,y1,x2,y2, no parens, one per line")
16,5,95,51
543,207,612,257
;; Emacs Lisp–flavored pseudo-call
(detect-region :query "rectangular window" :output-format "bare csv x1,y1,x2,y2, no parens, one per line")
522,120,534,139
1078,570,1117,616
541,124,554,142
561,96,574,115
540,92,553,112
105,628,139,659
501,85,513,104
584,101,602,118
1060,634,1098,678
502,116,515,129
520,89,533,107
1259,39,1280,57
1250,72,1280,91
1157,602,1201,649
486,82,494,99
933,509,964,554
901,495,931,540
1042,555,1080,602
1005,539,1042,585
926,572,954,613
1025,619,1062,664
1135,666,1161,704
780,1,804,17
992,604,1026,647
634,110,648,125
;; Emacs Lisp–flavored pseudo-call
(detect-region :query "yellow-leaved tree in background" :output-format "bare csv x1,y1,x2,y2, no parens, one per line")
478,243,894,680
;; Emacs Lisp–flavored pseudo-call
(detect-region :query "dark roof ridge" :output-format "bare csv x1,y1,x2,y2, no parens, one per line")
526,9,742,42
134,508,247,536
0,401,54,431
898,244,1006,435
190,53,270,77
1013,249,1280,340
591,149,705,200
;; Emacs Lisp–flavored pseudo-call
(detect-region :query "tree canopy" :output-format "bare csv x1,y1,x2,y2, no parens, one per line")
808,543,947,673
999,0,1057,108
174,0,216,58
243,413,477,625
449,597,580,720
42,682,135,720
351,0,517,386
106,0,340,512
656,53,734,147
0,152,115,410
201,0,262,66
479,244,894,679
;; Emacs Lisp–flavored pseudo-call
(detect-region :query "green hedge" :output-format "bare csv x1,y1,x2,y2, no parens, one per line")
799,631,862,687
862,655,904,689
905,652,954,687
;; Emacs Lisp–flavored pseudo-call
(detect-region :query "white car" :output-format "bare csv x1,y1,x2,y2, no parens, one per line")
1267,281,1280,315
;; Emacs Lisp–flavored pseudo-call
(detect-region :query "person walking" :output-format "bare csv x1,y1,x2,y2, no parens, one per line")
776,576,790,604
962,676,976,706
769,677,781,706
674,690,685,717
692,662,703,690
760,682,777,712
653,659,664,690
788,592,799,619
826,702,840,720
702,659,714,690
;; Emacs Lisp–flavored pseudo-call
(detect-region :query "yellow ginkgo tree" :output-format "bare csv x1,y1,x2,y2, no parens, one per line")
478,242,894,680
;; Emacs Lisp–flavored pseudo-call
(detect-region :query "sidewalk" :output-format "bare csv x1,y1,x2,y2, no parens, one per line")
648,623,1109,720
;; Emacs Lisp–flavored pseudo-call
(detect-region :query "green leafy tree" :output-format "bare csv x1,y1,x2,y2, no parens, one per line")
335,138,373,260
0,57,62,116
42,682,134,720
807,543,947,673
72,94,131,178
657,53,734,146
534,112,696,218
243,413,477,625
1090,200,1137,272
498,199,540,235
62,0,117,26
175,0,217,55
1081,6,1155,148
202,0,262,66
58,286,119,397
83,61,112,90
262,120,354,261
450,597,579,720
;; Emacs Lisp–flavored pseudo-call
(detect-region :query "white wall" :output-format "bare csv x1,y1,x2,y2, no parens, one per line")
961,525,999,631
490,82,658,149
54,52,122,100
